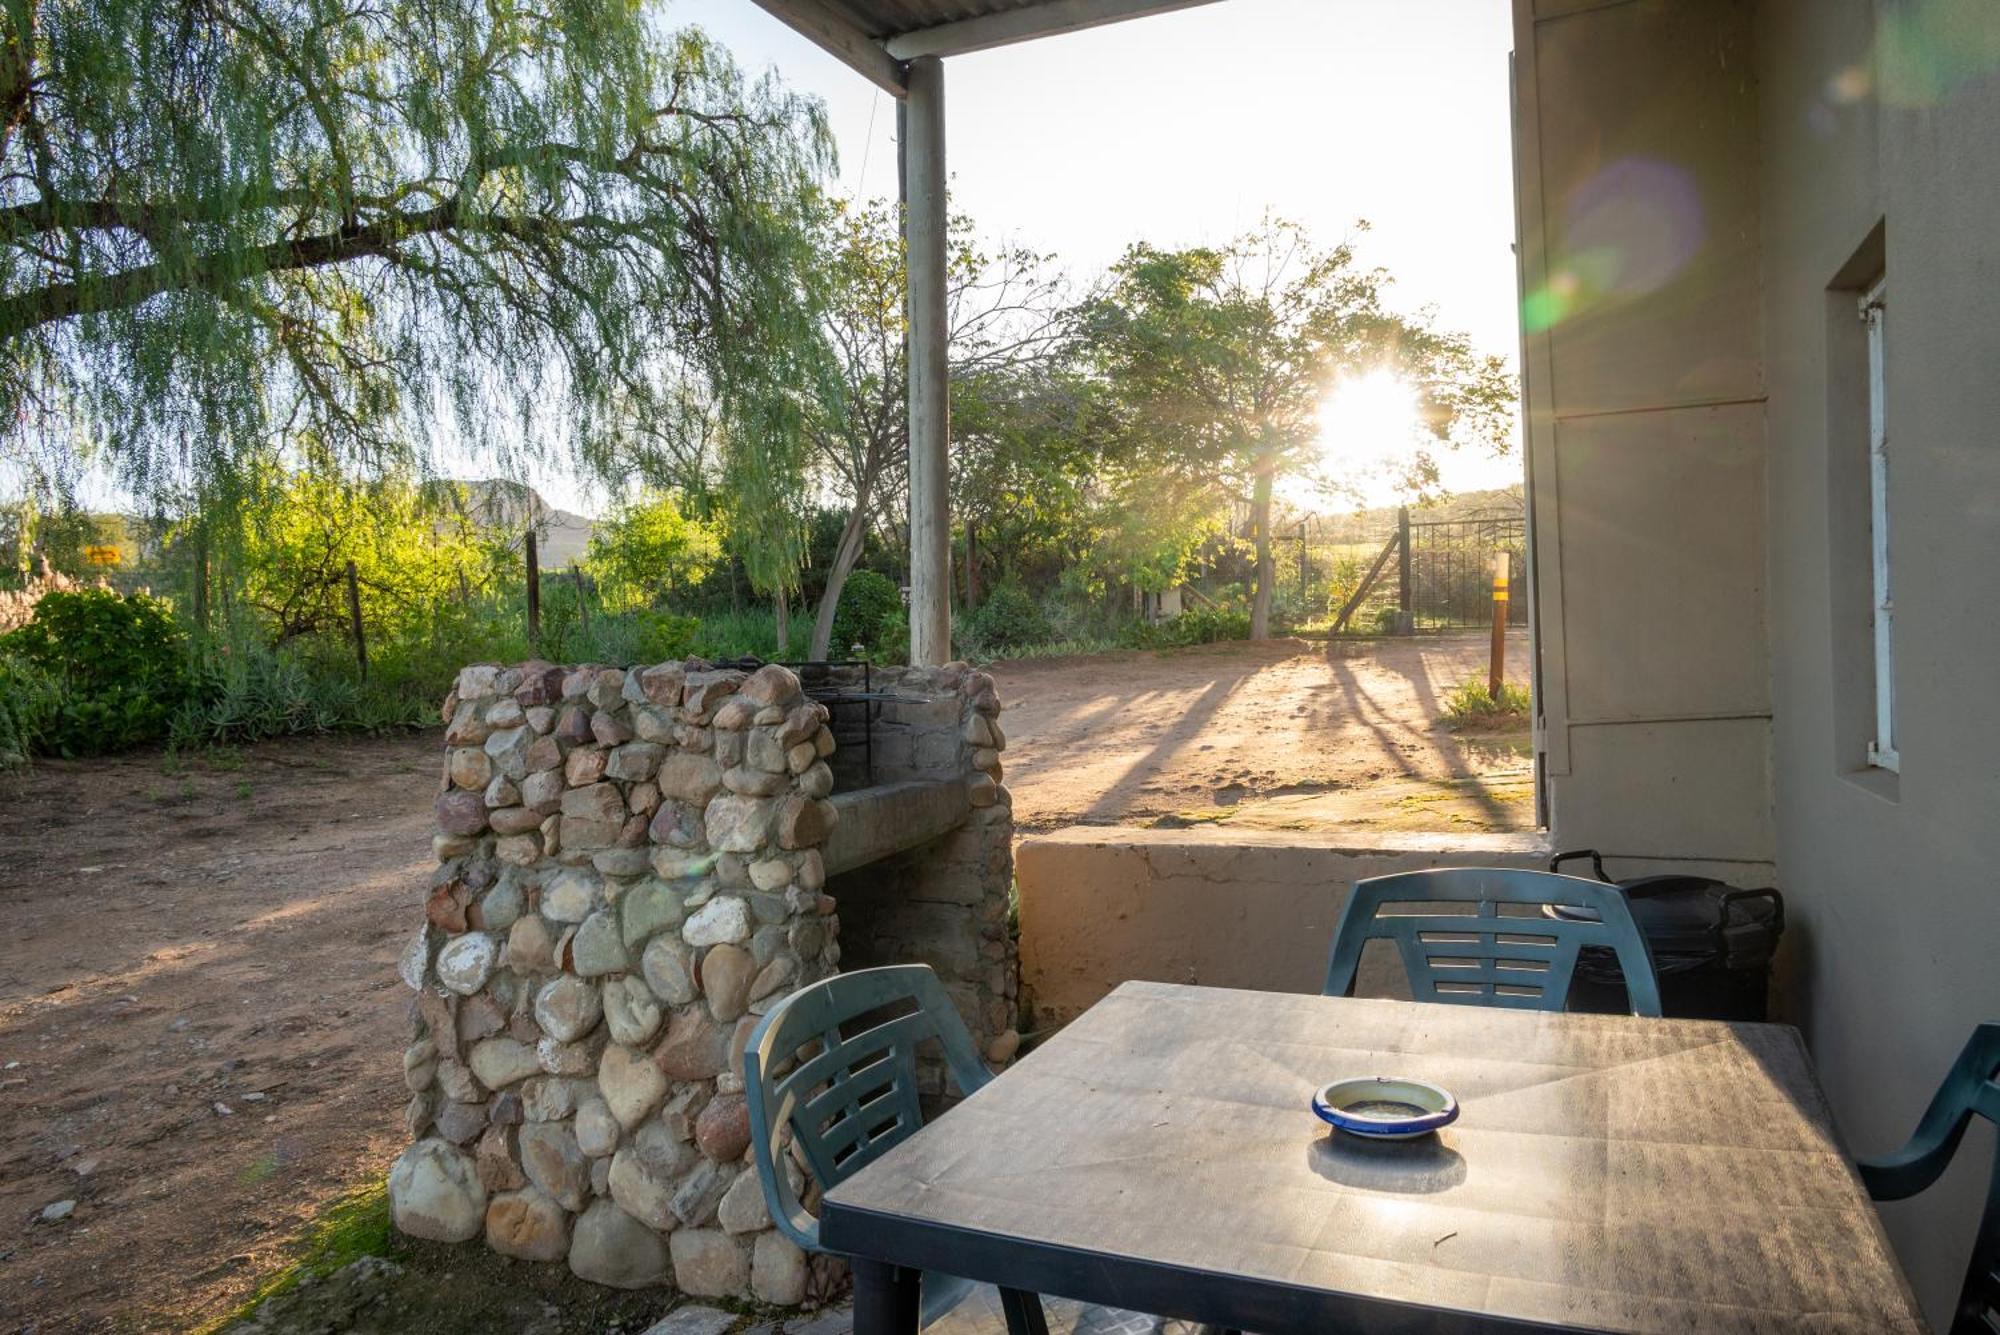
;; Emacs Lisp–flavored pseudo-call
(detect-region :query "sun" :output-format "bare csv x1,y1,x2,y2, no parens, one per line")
1317,368,1421,471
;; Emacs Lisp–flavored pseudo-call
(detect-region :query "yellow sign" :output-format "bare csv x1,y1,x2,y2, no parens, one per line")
83,545,121,566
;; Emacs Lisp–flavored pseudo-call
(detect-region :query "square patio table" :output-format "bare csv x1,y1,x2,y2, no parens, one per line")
819,981,1924,1334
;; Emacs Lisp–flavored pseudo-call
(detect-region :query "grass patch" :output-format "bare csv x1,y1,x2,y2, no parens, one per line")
1441,679,1531,728
197,1180,392,1334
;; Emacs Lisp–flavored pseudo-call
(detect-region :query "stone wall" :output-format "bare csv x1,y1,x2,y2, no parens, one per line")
385,657,1013,1301
821,666,1017,1076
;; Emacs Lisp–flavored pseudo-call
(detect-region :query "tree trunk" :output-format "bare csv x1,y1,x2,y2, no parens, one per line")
810,495,872,660
774,591,790,657
1249,458,1277,640
964,520,980,612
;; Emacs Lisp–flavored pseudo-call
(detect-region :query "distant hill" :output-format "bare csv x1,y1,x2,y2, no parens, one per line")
448,479,596,568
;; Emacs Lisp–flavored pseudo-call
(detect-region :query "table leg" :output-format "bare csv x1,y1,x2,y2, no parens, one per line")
852,1258,922,1335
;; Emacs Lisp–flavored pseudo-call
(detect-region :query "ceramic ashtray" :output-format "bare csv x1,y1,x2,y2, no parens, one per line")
1312,1076,1459,1140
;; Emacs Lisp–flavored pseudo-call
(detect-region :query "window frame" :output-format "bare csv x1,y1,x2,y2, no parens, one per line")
1861,275,1897,773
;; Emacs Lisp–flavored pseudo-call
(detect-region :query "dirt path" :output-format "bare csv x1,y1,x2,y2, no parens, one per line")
0,634,1530,1332
0,740,434,1334
991,631,1533,833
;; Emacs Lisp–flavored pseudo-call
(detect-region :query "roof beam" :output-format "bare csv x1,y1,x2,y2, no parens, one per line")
749,0,908,97
883,0,1225,60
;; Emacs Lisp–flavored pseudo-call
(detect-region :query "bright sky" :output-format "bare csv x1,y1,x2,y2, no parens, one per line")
660,0,1527,514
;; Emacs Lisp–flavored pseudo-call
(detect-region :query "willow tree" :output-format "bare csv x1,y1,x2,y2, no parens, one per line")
0,0,831,522
1080,219,1516,639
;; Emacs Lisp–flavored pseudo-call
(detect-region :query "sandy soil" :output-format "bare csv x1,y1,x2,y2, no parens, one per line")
0,633,1530,1333
0,740,435,1334
996,631,1533,833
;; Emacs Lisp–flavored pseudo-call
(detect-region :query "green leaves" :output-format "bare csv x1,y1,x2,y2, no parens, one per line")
1,586,187,753
0,0,832,511
583,490,720,610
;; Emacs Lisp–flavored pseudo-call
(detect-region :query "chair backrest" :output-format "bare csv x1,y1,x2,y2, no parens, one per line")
742,964,992,1252
1858,1024,2000,1335
1322,867,1664,1016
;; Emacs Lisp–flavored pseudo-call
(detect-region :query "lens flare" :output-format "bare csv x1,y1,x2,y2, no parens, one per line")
1875,0,2000,107
1521,158,1705,333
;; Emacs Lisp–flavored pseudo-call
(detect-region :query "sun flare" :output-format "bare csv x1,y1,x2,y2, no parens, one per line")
1317,369,1421,471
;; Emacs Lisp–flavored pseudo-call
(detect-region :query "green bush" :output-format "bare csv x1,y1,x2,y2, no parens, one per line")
1,587,188,754
831,570,903,657
873,605,911,664
1175,607,1252,644
1442,678,1532,727
172,638,435,747
686,606,811,663
958,581,1052,658
1116,606,1251,650
0,649,59,769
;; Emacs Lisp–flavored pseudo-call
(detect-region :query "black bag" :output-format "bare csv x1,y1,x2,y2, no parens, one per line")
1548,849,1784,1021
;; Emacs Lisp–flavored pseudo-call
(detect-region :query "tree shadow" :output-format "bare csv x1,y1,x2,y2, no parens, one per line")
1076,675,1246,824
1320,640,1517,829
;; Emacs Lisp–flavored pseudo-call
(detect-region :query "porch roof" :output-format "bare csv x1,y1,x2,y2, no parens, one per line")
748,0,1222,93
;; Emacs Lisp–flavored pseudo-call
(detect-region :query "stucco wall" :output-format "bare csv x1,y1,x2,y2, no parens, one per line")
1512,0,1775,874
1756,0,2000,1320
1016,828,1550,1025
1514,0,2000,1320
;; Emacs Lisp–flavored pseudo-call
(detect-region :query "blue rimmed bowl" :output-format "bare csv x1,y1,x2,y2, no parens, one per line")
1312,1076,1459,1140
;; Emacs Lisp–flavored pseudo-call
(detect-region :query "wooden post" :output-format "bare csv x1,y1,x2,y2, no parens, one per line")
964,520,980,612
1397,507,1414,634
571,565,588,634
345,558,368,680
525,529,541,644
192,529,210,636
1488,551,1509,701
903,54,951,666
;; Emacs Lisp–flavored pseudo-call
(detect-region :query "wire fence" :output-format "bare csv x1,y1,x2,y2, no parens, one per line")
1271,504,1528,635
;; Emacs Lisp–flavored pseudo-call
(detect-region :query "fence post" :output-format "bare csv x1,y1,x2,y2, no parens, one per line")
1397,507,1413,634
1488,551,1509,701
525,529,541,644
345,558,368,680
192,529,210,637
571,565,588,634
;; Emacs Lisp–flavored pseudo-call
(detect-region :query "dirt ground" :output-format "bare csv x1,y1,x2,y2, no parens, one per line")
0,633,1530,1333
997,631,1533,834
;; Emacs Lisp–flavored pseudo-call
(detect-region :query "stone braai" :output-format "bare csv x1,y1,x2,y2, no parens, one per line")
387,657,1014,1301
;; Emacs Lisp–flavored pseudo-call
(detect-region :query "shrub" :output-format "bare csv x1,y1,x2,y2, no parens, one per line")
1175,607,1252,644
0,649,59,769
958,581,1052,658
685,607,810,663
173,636,439,747
2,587,188,754
1117,606,1251,650
873,605,911,665
831,570,903,657
1442,678,1532,727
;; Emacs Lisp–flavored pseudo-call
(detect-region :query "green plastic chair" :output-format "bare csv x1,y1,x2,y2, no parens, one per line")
1322,867,1664,1016
1857,1023,2000,1335
742,963,1050,1333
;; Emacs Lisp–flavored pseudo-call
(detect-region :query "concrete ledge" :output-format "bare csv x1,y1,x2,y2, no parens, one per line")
1017,826,1550,1026
823,778,970,876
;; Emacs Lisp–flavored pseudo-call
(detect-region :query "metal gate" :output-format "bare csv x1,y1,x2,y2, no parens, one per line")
1272,504,1527,635
1406,510,1528,631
